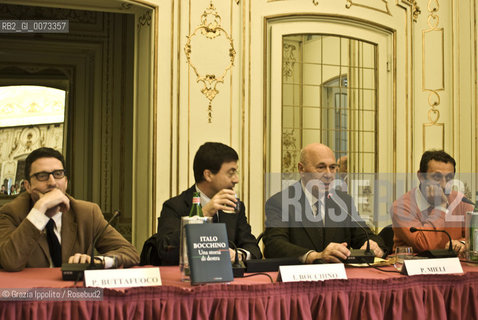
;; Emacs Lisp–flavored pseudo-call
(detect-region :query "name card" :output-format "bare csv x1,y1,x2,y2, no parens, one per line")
85,267,161,288
402,257,463,276
279,263,347,282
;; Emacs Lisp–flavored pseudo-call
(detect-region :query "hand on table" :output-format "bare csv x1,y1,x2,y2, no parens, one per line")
360,240,384,258
306,242,350,263
445,240,466,256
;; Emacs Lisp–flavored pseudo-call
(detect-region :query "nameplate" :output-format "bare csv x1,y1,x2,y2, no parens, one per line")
402,257,463,276
84,267,161,288
279,264,347,282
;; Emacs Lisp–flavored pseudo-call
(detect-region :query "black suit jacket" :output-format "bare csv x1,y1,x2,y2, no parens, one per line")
155,185,261,265
263,182,385,259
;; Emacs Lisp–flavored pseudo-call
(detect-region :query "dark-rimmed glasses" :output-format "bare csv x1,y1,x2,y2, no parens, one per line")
30,170,66,182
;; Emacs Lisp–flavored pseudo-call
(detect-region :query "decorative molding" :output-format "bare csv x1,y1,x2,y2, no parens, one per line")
422,0,444,133
281,129,299,175
282,43,297,80
137,10,152,30
184,1,236,123
423,0,443,150
11,127,43,158
345,0,391,16
412,1,421,22
120,3,133,10
426,0,440,30
1,161,17,182
463,182,472,202
0,3,98,24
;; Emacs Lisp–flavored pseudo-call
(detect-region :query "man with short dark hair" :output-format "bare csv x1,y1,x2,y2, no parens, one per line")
263,143,385,263
392,150,472,254
0,147,139,271
154,142,261,265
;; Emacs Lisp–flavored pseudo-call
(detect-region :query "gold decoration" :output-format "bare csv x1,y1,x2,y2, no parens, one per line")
423,0,443,126
120,3,132,10
313,0,319,6
282,129,299,179
426,0,440,28
282,43,297,80
422,0,444,150
184,1,236,123
137,10,151,29
345,0,391,16
464,182,472,202
412,1,421,22
427,109,440,125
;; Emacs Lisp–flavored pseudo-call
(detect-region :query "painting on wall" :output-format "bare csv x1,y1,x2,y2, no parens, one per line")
0,85,65,196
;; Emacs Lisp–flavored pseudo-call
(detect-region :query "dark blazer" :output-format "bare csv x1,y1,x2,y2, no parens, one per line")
263,182,386,259
0,192,139,271
156,185,262,265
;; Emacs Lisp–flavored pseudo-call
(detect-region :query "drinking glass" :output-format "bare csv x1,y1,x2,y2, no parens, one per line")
394,246,413,271
222,194,240,214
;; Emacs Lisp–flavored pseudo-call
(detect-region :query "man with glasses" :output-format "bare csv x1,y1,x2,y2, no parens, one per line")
0,147,139,271
392,150,472,254
153,142,261,265
263,143,385,263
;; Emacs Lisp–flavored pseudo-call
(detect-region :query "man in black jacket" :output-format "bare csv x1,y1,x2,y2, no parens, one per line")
263,143,385,263
153,142,261,265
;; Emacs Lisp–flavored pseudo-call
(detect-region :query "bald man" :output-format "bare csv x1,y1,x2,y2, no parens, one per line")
337,155,347,173
263,143,386,263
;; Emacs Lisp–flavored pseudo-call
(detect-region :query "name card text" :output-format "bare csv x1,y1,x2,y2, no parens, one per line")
402,257,463,276
279,263,347,282
85,267,161,288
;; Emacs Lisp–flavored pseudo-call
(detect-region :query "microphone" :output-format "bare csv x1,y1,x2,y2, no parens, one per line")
228,240,245,277
327,192,375,264
89,210,121,268
461,197,475,205
409,226,457,258
62,210,121,281
442,186,474,205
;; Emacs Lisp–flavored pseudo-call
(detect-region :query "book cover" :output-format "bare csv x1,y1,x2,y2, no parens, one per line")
185,223,233,285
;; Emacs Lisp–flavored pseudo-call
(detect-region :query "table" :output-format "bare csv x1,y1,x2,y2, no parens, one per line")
0,264,477,320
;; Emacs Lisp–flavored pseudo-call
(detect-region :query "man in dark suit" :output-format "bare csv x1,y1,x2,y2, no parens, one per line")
155,142,261,265
263,143,385,263
0,147,139,271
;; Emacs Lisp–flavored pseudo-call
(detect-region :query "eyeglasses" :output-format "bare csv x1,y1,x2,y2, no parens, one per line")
30,170,66,182
226,169,239,179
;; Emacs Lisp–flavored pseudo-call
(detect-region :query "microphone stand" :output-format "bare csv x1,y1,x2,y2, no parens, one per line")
409,226,457,258
62,210,121,281
328,192,375,264
228,240,245,277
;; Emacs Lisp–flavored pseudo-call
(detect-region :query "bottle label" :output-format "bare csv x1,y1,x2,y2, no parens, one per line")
192,197,200,205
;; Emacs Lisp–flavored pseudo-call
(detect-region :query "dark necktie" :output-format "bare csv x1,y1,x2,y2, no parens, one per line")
316,200,324,227
46,219,62,267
